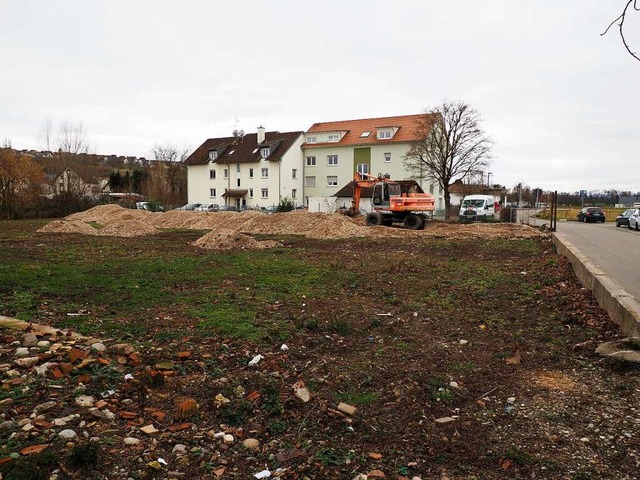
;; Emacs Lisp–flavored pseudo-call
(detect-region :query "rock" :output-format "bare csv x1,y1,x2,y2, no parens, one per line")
15,357,38,368
214,394,230,406
141,424,159,435
507,397,516,404
14,347,30,357
353,475,368,480
449,381,459,389
22,333,38,347
293,381,311,403
0,398,14,408
112,344,136,355
434,417,456,424
243,438,260,450
5,369,19,377
124,437,141,446
0,420,15,432
223,434,234,444
36,340,50,349
596,338,640,363
459,339,469,345
34,362,54,376
367,470,386,478
59,429,77,440
337,402,357,416
91,342,107,352
33,401,57,414
75,395,96,408
16,418,31,427
172,444,187,455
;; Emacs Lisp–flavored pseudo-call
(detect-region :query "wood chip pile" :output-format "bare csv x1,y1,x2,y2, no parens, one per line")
37,205,546,248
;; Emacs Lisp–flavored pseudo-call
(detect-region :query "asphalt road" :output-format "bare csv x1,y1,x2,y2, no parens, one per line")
552,220,640,302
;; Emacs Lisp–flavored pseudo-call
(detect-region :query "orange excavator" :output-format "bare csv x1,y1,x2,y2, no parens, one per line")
349,173,436,229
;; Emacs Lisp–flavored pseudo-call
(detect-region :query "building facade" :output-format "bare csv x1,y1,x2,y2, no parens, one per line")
300,114,444,213
184,128,304,209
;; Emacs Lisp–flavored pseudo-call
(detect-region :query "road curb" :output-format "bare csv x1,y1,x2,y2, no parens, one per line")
552,232,640,337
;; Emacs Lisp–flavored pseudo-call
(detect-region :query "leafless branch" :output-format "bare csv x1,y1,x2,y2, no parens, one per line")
602,0,640,62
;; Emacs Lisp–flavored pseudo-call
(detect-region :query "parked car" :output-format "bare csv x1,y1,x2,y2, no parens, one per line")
616,209,634,227
577,207,606,223
195,203,219,212
218,205,238,212
263,205,279,214
177,203,201,211
628,209,640,231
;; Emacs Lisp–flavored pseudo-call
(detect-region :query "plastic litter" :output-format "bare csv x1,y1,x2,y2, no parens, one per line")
158,458,167,466
248,354,264,366
124,374,134,381
254,469,271,479
280,344,289,351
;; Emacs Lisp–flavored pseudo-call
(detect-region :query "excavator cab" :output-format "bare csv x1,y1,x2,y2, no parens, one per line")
372,182,401,209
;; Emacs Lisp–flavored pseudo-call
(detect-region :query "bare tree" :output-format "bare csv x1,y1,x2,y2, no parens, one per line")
602,1,640,61
57,120,90,154
151,143,191,163
404,101,492,218
39,117,53,151
0,148,45,219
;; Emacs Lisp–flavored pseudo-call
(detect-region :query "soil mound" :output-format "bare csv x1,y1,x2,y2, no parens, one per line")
37,220,98,235
96,220,158,237
193,229,281,250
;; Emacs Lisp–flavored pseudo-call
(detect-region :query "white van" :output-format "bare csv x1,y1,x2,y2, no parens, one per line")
459,195,496,222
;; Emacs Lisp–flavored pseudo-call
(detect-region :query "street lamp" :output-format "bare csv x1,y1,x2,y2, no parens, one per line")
487,172,493,186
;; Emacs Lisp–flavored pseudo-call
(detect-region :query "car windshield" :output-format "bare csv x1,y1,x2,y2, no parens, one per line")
462,200,485,208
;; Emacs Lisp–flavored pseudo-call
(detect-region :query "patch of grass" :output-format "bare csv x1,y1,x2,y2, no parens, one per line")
267,419,289,435
337,390,378,405
314,447,352,467
66,442,100,470
327,318,352,336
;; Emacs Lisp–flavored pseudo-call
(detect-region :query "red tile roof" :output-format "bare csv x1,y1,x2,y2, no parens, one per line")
305,113,439,147
183,131,303,166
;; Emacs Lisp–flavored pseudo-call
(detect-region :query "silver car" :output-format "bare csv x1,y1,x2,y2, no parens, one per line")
628,209,640,231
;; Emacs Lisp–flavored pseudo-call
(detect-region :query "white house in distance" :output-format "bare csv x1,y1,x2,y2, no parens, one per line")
301,114,445,213
184,128,304,209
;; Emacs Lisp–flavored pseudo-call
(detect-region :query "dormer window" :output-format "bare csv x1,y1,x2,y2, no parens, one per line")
306,136,317,144
208,150,218,161
377,130,393,140
261,147,270,158
327,134,340,143
360,131,371,138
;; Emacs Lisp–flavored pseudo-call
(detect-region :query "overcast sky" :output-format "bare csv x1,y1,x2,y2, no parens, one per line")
1,1,638,193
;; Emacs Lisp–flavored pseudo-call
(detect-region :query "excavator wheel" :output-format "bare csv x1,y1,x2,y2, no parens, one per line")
365,212,384,226
403,214,424,230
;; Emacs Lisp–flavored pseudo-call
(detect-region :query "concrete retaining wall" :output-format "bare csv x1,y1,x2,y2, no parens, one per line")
552,233,640,337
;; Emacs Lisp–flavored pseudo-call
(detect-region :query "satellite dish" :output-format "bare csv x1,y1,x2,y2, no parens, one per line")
238,129,245,137
232,129,239,137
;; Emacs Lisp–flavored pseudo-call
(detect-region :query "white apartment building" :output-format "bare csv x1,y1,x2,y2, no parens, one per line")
184,127,304,209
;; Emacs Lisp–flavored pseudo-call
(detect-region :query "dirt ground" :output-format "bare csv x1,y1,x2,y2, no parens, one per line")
1,211,638,480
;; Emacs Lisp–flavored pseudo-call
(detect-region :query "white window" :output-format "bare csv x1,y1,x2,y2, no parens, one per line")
307,136,317,144
261,147,270,158
228,149,235,155
209,170,216,179
261,188,268,199
210,188,216,197
305,176,316,187
384,152,391,163
292,168,297,179
377,130,392,140
249,188,254,198
249,168,254,178
208,150,217,161
236,164,240,173
327,175,338,186
292,189,297,199
327,155,338,166
356,163,369,175
306,156,316,166
261,168,268,178
360,131,371,138
328,134,339,143
223,168,228,179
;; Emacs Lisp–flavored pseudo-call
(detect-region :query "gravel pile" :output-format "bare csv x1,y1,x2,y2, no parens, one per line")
38,205,546,244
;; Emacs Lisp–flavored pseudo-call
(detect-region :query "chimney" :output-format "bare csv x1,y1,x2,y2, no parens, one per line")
257,125,265,144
